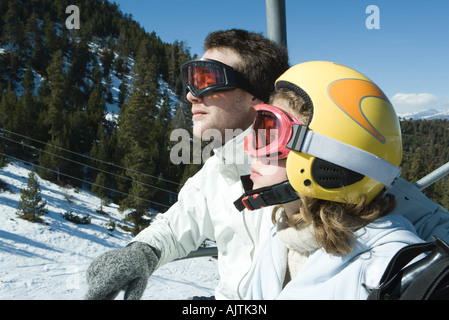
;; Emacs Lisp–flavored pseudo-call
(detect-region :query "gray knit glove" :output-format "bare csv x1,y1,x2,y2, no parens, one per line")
85,242,160,300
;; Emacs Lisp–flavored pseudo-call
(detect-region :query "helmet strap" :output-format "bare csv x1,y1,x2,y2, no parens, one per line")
234,175,300,211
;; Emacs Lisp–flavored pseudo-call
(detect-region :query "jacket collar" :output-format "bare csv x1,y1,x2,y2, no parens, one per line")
213,127,253,184
213,126,252,164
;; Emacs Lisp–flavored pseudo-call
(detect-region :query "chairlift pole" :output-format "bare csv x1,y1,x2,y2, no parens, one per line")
266,0,287,48
414,161,449,191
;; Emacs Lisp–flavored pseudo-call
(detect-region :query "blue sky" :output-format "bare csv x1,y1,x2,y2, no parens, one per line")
112,0,449,114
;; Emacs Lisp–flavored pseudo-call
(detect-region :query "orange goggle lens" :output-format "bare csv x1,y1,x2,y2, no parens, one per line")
181,58,236,97
245,104,302,159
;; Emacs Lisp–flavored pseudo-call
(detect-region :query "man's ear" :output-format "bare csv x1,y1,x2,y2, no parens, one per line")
250,95,264,106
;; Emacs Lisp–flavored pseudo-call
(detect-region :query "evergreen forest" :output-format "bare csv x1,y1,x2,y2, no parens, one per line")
399,118,449,209
0,0,198,232
0,0,448,233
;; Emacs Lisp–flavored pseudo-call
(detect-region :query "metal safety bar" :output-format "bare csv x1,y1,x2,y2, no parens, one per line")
178,247,218,260
414,161,449,191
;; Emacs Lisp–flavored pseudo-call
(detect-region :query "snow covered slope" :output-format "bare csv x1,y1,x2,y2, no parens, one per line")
0,161,218,300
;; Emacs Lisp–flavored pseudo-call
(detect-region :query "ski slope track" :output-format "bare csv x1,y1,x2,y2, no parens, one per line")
0,161,219,300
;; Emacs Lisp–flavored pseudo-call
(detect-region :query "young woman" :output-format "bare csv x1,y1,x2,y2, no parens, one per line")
235,61,424,299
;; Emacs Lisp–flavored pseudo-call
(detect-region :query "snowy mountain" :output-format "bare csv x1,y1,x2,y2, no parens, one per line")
0,161,218,300
398,108,449,120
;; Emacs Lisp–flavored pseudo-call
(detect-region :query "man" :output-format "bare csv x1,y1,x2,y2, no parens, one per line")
86,29,290,300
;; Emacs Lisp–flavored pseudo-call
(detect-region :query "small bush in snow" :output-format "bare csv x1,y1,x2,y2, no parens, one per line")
62,211,91,225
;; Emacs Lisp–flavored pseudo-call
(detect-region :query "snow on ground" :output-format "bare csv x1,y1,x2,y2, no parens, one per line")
0,161,219,300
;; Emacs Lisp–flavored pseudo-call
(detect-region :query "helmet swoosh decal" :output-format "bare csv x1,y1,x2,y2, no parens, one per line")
328,79,388,143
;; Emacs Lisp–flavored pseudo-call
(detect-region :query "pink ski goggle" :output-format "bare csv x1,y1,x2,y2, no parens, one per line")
244,104,302,159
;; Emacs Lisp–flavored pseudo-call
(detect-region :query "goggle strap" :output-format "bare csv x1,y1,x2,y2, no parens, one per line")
288,127,402,188
234,178,299,211
286,124,309,152
235,74,266,102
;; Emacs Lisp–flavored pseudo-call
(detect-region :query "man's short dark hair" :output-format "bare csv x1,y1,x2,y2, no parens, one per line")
204,29,290,102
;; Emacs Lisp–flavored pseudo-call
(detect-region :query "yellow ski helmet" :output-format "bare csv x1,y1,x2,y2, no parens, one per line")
277,61,402,204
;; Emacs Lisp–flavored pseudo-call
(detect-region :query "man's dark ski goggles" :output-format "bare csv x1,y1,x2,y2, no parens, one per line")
181,58,263,100
181,58,240,98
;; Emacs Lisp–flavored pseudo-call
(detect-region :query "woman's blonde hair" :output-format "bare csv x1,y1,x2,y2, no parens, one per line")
271,194,396,255
269,87,397,255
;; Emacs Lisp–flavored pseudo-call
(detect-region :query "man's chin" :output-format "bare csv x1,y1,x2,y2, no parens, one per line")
192,121,206,139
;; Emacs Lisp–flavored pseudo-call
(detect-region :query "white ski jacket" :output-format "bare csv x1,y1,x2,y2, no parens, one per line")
131,128,449,300
386,177,449,242
131,128,273,299
245,214,424,300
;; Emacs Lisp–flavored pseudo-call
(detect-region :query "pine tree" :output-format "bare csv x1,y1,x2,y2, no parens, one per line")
0,82,17,132
118,80,128,108
2,1,26,56
133,39,160,111
86,85,106,143
115,37,162,207
30,14,51,77
99,48,114,78
37,49,74,185
38,133,72,185
407,147,427,183
92,172,109,213
67,107,89,155
89,123,119,202
14,68,40,157
24,12,40,52
67,37,91,106
43,12,59,54
116,89,160,228
45,49,68,143
16,167,48,223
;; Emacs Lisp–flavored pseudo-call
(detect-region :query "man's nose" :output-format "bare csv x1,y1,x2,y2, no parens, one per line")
186,91,203,104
